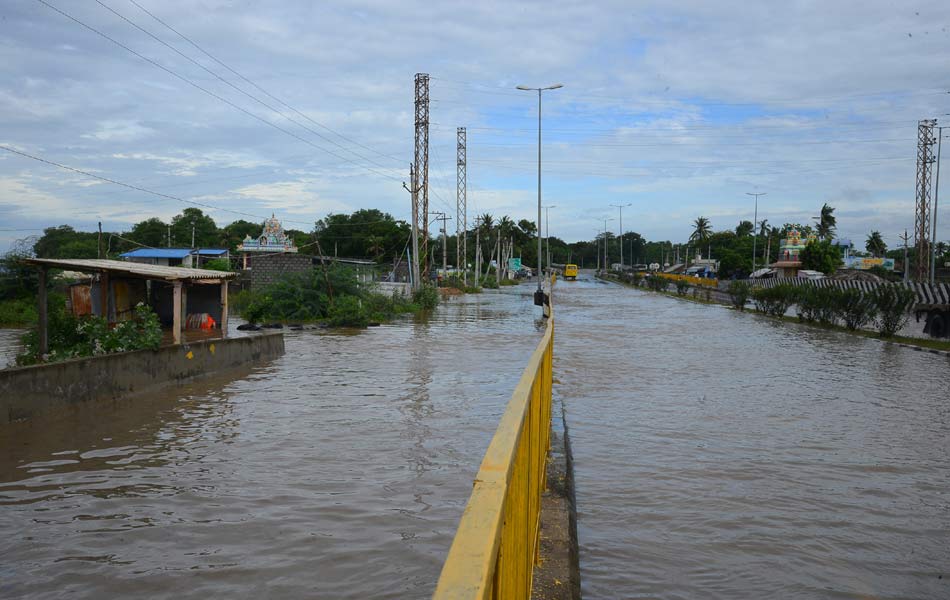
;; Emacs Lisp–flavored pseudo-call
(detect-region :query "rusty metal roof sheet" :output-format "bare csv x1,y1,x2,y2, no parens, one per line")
26,258,237,281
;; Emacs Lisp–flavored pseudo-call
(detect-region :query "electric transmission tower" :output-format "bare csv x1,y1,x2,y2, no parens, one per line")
414,73,431,284
457,127,467,285
915,119,937,282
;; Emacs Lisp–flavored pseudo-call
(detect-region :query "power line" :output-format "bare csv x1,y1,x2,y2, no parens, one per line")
125,0,405,167
36,0,401,183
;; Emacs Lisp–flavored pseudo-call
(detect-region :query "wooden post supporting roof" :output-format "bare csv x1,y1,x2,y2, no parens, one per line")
172,281,182,345
37,267,48,358
220,280,229,337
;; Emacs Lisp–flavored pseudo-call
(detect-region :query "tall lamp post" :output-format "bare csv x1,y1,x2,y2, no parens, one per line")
746,192,766,272
610,202,632,270
602,217,614,271
517,83,563,298
544,204,556,274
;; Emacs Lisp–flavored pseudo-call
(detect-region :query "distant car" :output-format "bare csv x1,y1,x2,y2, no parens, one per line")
797,269,825,280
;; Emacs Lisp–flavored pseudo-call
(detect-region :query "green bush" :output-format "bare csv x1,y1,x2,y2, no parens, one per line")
326,295,370,327
646,275,666,292
752,284,797,317
836,288,878,331
17,302,162,365
870,284,916,337
727,280,751,310
411,285,440,310
0,297,38,326
201,258,232,272
675,279,690,296
631,273,643,287
480,277,500,289
796,285,839,325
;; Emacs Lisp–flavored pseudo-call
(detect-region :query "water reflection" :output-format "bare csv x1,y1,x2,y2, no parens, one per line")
0,287,542,599
556,274,950,600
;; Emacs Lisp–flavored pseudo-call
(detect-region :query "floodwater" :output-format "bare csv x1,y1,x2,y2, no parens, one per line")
555,273,950,599
0,327,23,368
0,287,545,599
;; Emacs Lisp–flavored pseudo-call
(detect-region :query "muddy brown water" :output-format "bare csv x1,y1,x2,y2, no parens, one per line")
0,287,545,599
555,273,949,599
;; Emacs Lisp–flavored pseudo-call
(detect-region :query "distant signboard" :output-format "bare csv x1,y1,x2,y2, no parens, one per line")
508,257,522,271
844,257,895,271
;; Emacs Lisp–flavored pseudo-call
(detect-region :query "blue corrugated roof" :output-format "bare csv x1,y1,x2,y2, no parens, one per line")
120,248,193,259
196,248,228,255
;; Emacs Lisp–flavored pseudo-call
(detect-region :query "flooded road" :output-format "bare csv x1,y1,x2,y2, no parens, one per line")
555,274,950,599
0,287,544,599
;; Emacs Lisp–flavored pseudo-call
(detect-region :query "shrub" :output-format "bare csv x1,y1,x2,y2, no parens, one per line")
631,273,643,287
646,275,666,292
480,277,500,289
0,297,38,326
675,280,690,296
727,280,751,310
202,258,232,272
412,285,440,310
836,288,878,331
870,284,916,337
752,284,796,317
796,285,839,325
17,302,162,365
326,295,370,327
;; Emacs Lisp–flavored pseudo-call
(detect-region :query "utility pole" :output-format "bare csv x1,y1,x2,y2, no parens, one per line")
931,126,943,284
602,217,613,271
403,164,422,290
414,73,431,284
191,219,196,249
915,119,937,282
457,127,467,285
167,225,171,247
433,212,451,280
610,203,631,270
900,230,911,282
746,192,766,272
97,221,103,259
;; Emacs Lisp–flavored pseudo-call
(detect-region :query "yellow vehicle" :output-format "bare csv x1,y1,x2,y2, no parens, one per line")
564,264,578,280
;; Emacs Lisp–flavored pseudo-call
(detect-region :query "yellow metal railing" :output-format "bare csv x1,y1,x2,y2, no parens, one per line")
655,272,718,288
433,312,554,600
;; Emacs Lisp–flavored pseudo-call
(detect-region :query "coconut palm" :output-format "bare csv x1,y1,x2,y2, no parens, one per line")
816,203,837,240
758,218,770,239
365,235,385,261
865,231,887,257
690,216,712,244
735,220,754,237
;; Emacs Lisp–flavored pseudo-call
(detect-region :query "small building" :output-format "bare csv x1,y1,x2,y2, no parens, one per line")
27,258,236,351
120,247,230,268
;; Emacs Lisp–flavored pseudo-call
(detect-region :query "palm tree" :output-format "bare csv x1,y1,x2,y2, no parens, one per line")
690,217,711,244
816,203,837,240
365,235,385,261
865,230,887,257
735,220,754,237
758,218,769,239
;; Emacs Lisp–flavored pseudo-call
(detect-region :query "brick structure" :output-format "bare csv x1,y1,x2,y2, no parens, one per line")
244,253,312,289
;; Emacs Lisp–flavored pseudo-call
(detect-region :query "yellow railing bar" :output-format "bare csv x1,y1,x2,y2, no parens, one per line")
655,272,718,288
433,310,554,600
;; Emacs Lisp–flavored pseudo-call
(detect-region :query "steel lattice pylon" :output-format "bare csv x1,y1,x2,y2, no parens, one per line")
456,127,467,285
414,73,430,283
915,119,937,282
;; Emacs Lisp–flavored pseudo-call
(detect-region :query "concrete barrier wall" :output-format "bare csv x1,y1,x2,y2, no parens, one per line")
0,332,284,425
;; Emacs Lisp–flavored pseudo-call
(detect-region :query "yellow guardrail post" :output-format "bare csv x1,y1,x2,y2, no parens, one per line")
433,304,555,600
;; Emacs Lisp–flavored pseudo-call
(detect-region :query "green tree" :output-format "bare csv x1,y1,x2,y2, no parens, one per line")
690,216,712,245
171,208,220,248
865,231,887,257
315,209,410,261
800,239,842,274
33,225,99,258
816,203,837,241
126,218,168,248
223,219,263,251
735,220,754,237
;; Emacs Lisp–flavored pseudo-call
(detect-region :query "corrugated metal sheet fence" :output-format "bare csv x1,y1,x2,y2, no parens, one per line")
433,314,554,599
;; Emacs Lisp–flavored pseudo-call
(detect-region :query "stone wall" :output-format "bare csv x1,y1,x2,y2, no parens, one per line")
0,332,284,425
243,253,313,289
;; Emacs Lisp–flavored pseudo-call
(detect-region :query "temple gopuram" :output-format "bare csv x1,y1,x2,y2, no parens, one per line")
771,228,817,277
238,214,298,269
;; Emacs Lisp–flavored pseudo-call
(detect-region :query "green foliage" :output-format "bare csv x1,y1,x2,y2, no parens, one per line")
865,230,887,257
316,209,411,261
630,272,643,287
870,284,916,337
675,279,690,296
796,286,839,325
752,284,797,317
0,297,38,326
837,288,878,331
0,252,40,302
412,285,440,310
34,225,100,259
202,258,232,272
727,280,751,310
172,208,220,248
800,239,842,274
816,203,837,240
735,220,754,237
17,303,162,365
480,276,500,289
326,295,370,327
223,219,263,251
646,275,666,292
127,218,169,248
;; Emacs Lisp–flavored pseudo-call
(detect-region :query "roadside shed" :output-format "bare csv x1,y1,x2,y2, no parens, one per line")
26,258,236,353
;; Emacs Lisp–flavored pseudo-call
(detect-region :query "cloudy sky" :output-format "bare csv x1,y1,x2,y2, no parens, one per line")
1,0,949,253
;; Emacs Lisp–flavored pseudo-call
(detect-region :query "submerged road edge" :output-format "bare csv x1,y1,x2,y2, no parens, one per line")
531,393,581,600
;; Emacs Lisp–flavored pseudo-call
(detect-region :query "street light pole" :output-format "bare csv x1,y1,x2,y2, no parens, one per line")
746,192,766,272
517,83,563,295
610,203,631,271
602,217,614,271
544,204,556,274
